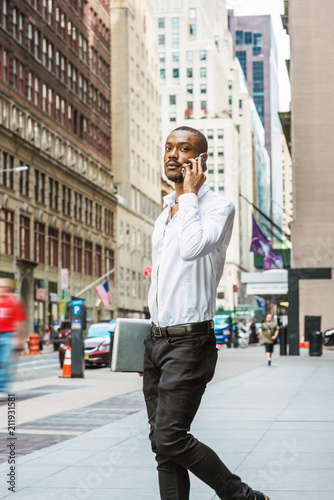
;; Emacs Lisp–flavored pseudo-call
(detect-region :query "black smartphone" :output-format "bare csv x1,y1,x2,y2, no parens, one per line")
182,153,207,177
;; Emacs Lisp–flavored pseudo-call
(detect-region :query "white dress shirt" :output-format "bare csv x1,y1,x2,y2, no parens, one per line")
148,184,235,327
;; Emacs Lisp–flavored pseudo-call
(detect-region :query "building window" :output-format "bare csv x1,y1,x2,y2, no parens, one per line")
170,112,176,122
84,241,93,275
236,30,244,45
61,232,71,269
208,147,214,157
253,46,262,56
0,209,14,256
159,52,165,63
74,237,82,273
245,32,252,44
19,162,29,197
218,129,224,139
236,51,247,79
187,68,193,78
105,248,114,280
74,192,82,221
158,34,165,45
199,50,206,60
169,95,176,105
187,84,193,94
189,8,196,19
200,67,207,78
172,33,179,45
49,178,59,211
1,152,13,189
254,33,263,47
201,100,207,110
12,59,18,89
95,203,102,230
48,227,58,267
34,222,45,264
172,51,179,62
218,147,224,157
173,68,179,78
253,61,264,91
104,208,113,236
207,129,214,139
218,165,224,174
95,244,102,277
186,50,193,61
200,84,207,94
160,68,165,79
2,0,8,29
172,17,179,29
85,198,92,226
2,49,9,83
189,24,196,35
158,18,165,29
187,101,193,110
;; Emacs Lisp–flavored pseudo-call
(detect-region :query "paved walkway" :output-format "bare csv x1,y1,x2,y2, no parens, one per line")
1,348,334,499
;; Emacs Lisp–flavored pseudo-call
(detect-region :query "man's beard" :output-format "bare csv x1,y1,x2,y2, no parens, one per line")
166,171,183,184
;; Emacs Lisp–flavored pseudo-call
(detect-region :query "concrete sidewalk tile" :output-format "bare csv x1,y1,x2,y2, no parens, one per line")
31,465,158,490
240,451,334,469
236,467,334,492
265,491,332,500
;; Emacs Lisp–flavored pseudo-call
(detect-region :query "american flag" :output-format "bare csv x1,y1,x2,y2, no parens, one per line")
95,280,111,308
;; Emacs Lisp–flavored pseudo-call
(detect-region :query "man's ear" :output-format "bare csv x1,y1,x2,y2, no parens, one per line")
203,152,208,161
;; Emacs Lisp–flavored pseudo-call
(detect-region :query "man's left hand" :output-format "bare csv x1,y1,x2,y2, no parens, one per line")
182,156,206,196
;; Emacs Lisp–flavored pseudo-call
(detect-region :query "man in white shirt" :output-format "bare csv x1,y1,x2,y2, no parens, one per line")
143,126,270,500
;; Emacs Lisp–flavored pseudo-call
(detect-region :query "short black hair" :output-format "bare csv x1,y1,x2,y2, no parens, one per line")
171,126,208,153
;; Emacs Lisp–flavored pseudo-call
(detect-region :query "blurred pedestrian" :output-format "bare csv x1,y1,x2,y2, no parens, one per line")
143,126,270,500
249,320,258,344
0,278,27,397
260,314,279,366
44,326,51,346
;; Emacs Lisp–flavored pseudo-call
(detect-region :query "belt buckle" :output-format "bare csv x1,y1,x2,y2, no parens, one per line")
155,326,163,338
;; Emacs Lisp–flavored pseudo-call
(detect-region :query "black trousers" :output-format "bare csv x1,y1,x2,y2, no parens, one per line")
143,327,255,500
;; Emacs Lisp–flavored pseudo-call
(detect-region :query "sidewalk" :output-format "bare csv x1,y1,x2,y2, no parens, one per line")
1,348,334,500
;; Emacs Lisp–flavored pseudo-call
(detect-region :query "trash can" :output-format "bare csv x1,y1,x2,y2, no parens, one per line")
309,331,323,356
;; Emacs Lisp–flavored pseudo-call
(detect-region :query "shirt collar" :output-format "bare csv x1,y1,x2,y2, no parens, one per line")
163,184,210,208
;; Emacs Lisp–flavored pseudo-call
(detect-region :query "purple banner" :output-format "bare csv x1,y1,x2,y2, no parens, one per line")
250,215,283,270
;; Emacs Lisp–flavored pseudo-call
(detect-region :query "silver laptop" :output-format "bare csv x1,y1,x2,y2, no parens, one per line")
111,318,151,372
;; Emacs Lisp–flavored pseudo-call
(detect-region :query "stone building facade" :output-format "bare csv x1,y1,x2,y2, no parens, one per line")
0,0,117,334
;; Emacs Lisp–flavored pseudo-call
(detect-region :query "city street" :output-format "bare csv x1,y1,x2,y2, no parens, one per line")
1,346,334,499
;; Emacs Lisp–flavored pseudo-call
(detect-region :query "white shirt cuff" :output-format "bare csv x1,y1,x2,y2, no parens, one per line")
178,192,198,208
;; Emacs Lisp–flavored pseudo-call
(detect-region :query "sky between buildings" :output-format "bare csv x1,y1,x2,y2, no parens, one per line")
226,0,291,111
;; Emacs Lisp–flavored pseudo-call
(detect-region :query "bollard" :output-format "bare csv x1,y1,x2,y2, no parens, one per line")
29,333,40,354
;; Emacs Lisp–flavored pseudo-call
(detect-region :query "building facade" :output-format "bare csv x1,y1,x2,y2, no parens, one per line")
152,0,268,312
228,11,283,232
284,0,334,336
0,0,117,334
110,0,161,318
281,133,292,237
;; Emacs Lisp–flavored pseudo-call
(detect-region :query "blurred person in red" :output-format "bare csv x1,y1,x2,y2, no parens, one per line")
0,278,27,397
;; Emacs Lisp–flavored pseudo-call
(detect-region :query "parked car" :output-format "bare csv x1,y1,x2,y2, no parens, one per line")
53,320,71,351
323,328,334,346
59,320,116,368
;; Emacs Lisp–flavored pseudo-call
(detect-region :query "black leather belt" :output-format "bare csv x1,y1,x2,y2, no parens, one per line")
151,320,214,338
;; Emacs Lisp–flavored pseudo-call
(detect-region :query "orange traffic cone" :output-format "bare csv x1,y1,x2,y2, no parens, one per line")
60,346,71,378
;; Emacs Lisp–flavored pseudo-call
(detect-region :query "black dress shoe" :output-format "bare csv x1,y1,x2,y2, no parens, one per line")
254,491,270,500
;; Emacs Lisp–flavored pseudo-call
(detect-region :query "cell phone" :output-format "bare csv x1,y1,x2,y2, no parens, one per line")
182,153,207,177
